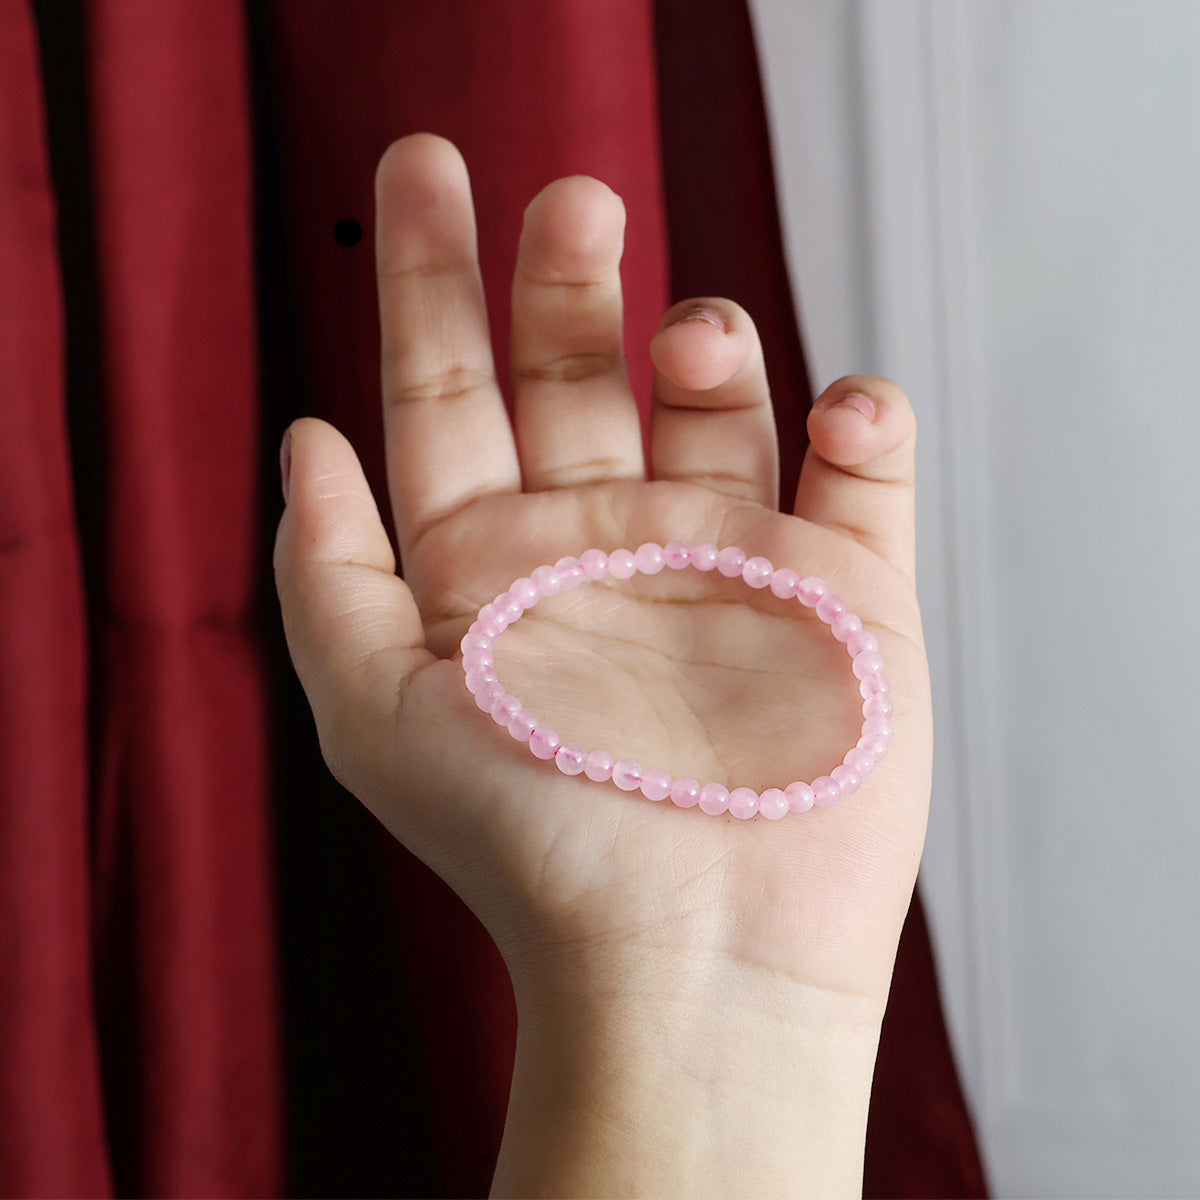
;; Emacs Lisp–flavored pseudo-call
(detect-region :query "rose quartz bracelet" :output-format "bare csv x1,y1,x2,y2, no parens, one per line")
460,542,893,820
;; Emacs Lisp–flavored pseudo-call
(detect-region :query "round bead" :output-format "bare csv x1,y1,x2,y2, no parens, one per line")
530,565,561,597
769,568,800,599
697,782,731,815
463,666,498,695
640,768,672,802
635,542,666,574
728,787,760,819
460,630,494,655
579,549,609,579
612,759,645,791
860,675,891,698
497,592,524,623
510,577,539,608
670,776,701,808
847,629,879,657
830,763,862,796
689,543,719,571
863,694,893,719
529,727,561,760
583,750,615,782
477,602,509,632
608,548,637,580
816,593,847,624
858,733,889,760
785,781,815,814
843,747,876,777
554,557,585,589
758,787,789,820
862,715,893,741
472,615,501,638
663,540,691,569
797,576,827,607
742,556,773,589
555,744,586,776
491,693,523,726
474,680,505,712
507,709,538,742
812,775,841,808
831,611,862,642
716,546,748,578
461,647,493,674
852,650,886,681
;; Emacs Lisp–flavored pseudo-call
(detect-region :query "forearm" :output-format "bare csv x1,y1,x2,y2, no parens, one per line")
491,945,884,1199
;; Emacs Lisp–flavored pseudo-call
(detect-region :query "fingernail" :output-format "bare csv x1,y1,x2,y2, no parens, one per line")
280,429,292,505
834,392,876,421
673,306,727,333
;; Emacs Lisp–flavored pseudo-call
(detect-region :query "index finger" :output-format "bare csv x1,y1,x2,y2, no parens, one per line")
375,134,521,562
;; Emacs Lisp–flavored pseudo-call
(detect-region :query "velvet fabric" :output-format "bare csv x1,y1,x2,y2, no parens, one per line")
0,1,987,1195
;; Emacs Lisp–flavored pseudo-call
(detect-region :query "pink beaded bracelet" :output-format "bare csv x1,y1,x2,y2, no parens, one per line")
460,542,893,820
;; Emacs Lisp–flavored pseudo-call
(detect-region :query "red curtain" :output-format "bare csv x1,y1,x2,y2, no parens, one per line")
0,0,987,1195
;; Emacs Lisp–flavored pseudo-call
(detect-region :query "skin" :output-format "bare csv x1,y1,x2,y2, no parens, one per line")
274,133,931,1197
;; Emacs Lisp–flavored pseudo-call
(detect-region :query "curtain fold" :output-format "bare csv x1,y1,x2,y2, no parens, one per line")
0,0,986,1195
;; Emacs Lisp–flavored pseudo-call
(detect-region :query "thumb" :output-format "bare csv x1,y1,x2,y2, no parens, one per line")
794,376,917,584
274,417,432,784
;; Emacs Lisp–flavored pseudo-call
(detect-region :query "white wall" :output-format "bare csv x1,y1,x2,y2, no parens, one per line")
750,2,1200,1196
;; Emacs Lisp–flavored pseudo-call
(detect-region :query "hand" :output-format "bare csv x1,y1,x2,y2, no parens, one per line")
275,133,931,1194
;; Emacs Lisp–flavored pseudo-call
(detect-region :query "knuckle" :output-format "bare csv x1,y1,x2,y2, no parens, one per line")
512,350,622,386
383,360,493,407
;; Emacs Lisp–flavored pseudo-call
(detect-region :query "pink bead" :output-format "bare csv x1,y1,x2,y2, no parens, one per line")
529,727,561,760
474,680,504,712
852,650,885,681
460,630,493,655
698,782,731,815
859,674,891,698
640,768,672,802
847,629,879,657
663,541,691,569
716,546,747,578
863,694,893,719
461,645,493,672
785,781,815,814
510,576,539,608
583,750,615,782
843,747,876,777
472,615,501,638
491,693,523,726
728,787,760,819
579,549,608,579
816,593,847,624
608,548,637,580
496,592,524,623
863,715,893,741
463,667,497,695
758,787,789,820
635,542,665,574
831,611,862,642
830,763,861,796
769,568,800,599
530,565,561,597
477,602,509,632
797,576,827,606
670,776,701,808
742,556,773,589
554,557,585,588
858,733,889,759
689,543,719,571
812,775,840,807
555,744,586,776
507,709,538,742
612,759,644,791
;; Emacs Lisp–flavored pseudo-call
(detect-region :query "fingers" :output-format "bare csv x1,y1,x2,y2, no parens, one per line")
649,299,778,508
510,175,644,490
375,134,521,560
275,418,433,770
794,376,917,582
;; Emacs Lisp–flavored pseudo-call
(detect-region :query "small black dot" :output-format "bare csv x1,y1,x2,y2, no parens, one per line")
333,218,362,247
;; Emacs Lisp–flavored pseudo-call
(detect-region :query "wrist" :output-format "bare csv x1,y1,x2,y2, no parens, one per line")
492,942,884,1198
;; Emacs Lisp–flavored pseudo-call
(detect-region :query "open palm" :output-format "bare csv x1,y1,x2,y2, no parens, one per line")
275,134,931,1014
